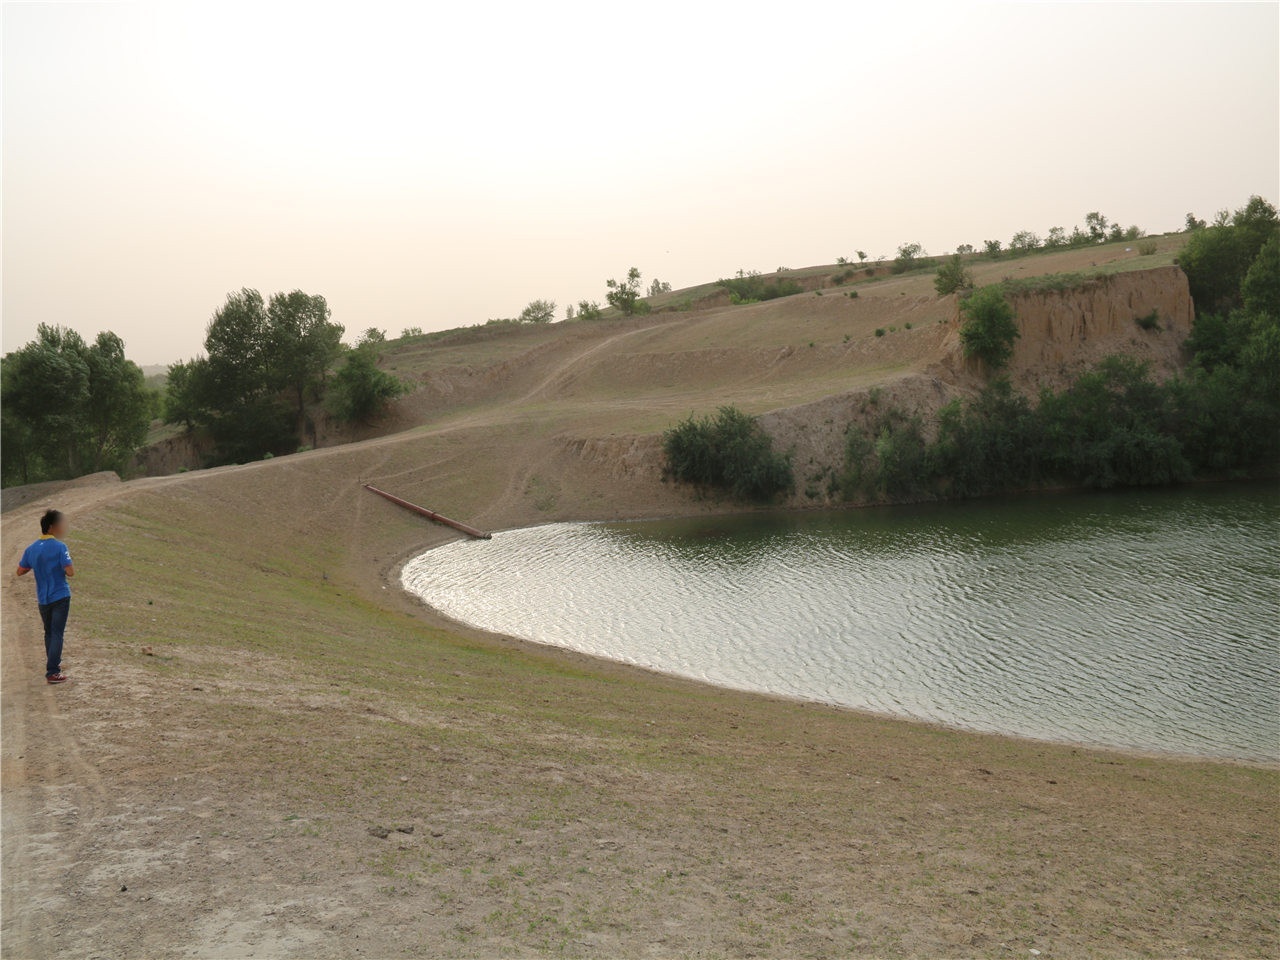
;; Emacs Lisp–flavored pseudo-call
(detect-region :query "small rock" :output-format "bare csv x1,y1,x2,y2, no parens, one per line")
1030,951,1042,957
368,826,390,839
430,831,444,838
141,646,154,656
395,825,414,834
120,885,128,892
192,686,203,691
398,776,409,783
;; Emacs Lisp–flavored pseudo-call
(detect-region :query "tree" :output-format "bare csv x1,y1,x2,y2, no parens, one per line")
663,406,792,502
400,326,424,338
1085,211,1109,243
856,250,868,263
356,328,386,347
647,278,672,297
1,324,150,484
959,286,1020,370
934,255,974,296
1179,196,1279,313
955,243,975,256
984,239,1003,259
892,242,925,273
1044,227,1067,248
1009,230,1040,254
577,300,603,321
1185,212,1207,232
518,299,556,324
265,290,345,441
565,304,576,320
836,257,849,266
605,267,643,315
82,331,151,473
326,345,408,423
1242,233,1280,317
163,358,203,429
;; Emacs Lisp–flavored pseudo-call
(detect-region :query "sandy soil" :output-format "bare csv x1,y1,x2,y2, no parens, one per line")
3,253,1277,959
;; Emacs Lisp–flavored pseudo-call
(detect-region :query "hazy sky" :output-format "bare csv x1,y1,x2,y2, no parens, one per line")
4,1,1277,365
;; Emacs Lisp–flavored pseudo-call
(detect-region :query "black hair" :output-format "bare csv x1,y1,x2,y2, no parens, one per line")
40,509,63,535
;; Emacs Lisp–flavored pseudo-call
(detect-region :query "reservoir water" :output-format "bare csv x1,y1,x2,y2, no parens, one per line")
402,484,1280,761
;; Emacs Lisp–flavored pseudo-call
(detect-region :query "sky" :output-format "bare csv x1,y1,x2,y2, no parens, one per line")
3,1,1278,366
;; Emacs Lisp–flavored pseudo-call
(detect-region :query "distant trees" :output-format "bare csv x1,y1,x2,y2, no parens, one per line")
892,242,925,274
518,299,557,324
1009,231,1041,254
1,325,152,485
717,271,803,304
934,255,974,296
1044,227,1067,248
1185,212,1208,232
647,278,672,297
955,243,975,256
400,326,424,339
959,286,1019,370
357,328,387,347
856,250,868,263
984,239,1003,259
606,267,644,315
1179,195,1279,313
1085,211,1109,243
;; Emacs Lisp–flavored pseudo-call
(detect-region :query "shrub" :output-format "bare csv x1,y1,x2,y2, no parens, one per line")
576,300,603,321
663,406,793,502
606,267,643,315
934,255,974,296
518,299,556,324
717,272,803,303
1135,309,1161,330
849,290,859,299
841,409,931,500
959,286,1020,370
326,347,409,423
875,328,886,337
1137,239,1158,256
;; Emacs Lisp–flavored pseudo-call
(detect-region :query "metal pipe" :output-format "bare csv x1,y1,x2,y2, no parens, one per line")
363,484,492,540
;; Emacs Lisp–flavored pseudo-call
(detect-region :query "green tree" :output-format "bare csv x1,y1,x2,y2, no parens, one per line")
1242,233,1280,317
326,345,408,423
606,267,643,315
856,250,868,263
518,299,557,324
892,242,924,273
1179,196,1279,313
1,325,150,484
934,255,974,296
983,239,1002,259
1009,230,1040,254
955,243,975,255
1185,212,1207,231
647,278,672,297
1085,211,1109,243
82,331,151,473
1044,227,1067,248
266,290,345,441
959,286,1020,370
356,328,387,347
576,300,603,321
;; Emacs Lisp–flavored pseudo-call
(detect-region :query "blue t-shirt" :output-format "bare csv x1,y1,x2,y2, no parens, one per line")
19,536,72,606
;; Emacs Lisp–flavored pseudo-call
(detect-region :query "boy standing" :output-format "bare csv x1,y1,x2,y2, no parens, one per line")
16,509,76,684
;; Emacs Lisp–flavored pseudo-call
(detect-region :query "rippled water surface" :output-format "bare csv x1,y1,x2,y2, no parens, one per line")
403,485,1280,760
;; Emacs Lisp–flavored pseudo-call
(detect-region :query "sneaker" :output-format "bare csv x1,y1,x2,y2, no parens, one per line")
46,673,68,684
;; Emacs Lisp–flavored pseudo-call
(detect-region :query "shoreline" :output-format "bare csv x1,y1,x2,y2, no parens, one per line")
390,484,1280,771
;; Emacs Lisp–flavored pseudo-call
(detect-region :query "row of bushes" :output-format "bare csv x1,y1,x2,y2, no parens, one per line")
663,406,793,501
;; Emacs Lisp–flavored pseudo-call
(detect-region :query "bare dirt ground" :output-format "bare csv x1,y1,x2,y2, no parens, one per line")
3,249,1277,958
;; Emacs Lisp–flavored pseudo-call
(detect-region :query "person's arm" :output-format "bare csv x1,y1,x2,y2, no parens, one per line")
64,565,75,578
15,565,30,577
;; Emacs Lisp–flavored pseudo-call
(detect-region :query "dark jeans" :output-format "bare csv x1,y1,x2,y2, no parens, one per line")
38,597,70,677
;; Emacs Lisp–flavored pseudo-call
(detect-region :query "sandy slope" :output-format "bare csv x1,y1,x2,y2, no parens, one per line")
3,248,1277,959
